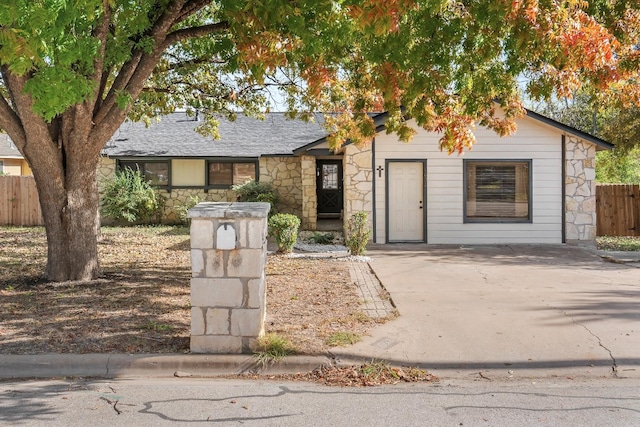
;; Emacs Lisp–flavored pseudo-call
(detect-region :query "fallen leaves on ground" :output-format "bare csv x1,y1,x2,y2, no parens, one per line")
266,255,381,355
236,362,439,387
0,226,384,356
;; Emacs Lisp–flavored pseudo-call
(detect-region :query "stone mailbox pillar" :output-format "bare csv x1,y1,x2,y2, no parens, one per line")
188,202,271,353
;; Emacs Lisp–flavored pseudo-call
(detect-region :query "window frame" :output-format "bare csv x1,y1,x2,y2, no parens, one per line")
206,159,259,189
463,159,533,224
117,159,171,189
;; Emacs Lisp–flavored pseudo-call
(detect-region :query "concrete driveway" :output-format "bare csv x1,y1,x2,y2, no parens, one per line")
332,245,640,380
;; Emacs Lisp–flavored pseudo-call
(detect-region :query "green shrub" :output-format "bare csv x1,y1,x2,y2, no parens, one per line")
101,167,165,223
254,333,295,366
308,231,334,245
346,211,372,255
175,194,202,224
232,180,278,214
268,213,301,253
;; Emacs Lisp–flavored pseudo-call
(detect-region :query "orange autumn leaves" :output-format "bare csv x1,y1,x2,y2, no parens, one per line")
229,0,635,154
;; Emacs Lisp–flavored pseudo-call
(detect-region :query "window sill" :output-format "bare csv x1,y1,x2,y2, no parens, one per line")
464,218,533,224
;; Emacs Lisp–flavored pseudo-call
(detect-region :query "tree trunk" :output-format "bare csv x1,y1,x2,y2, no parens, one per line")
34,150,101,282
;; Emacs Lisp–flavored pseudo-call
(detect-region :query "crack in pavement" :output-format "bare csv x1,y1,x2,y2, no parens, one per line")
564,311,618,377
106,354,113,377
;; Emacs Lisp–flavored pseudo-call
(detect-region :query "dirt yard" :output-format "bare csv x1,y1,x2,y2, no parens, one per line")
0,226,383,355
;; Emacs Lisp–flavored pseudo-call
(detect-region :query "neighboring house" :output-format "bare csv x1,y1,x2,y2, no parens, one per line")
0,134,32,176
100,110,612,244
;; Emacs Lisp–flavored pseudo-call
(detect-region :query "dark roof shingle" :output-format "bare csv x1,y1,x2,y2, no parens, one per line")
102,112,328,158
0,134,22,158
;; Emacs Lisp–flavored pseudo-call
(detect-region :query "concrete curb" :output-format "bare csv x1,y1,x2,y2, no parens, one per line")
0,354,333,380
594,250,640,264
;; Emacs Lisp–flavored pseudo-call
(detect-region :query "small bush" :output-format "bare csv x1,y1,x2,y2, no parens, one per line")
233,180,279,214
268,213,301,253
101,168,165,223
308,231,334,245
346,211,372,255
254,333,295,366
175,194,202,224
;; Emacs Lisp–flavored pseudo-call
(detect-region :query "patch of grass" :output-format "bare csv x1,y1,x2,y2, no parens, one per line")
325,331,362,347
359,359,398,380
597,236,640,251
349,311,372,323
254,333,295,366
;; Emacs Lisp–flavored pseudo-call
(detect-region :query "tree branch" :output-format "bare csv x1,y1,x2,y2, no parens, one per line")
0,68,48,148
93,0,223,145
0,92,25,148
157,56,226,73
164,22,229,47
178,0,214,23
1,67,66,186
94,0,189,128
89,1,112,115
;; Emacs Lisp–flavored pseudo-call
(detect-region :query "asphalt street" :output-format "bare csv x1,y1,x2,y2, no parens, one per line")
2,377,640,426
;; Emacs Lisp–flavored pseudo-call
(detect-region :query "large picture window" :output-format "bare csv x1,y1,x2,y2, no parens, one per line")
119,160,169,186
207,160,257,187
464,160,531,222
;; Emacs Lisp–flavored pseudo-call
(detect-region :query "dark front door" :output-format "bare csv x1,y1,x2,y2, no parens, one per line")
316,159,343,218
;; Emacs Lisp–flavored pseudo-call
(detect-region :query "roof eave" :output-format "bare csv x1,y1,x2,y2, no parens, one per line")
524,108,614,151
292,112,389,154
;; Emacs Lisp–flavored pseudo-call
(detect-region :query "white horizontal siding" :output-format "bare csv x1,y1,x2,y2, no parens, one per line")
374,114,563,244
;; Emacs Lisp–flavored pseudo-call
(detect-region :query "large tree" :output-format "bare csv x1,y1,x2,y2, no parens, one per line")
0,0,631,281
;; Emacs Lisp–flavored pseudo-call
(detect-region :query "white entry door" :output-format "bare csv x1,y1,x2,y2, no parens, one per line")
388,161,425,242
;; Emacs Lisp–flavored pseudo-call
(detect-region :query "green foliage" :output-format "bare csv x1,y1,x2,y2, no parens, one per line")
232,180,279,213
597,236,640,252
101,168,165,224
307,231,334,245
0,0,626,146
175,194,202,224
268,213,300,254
346,211,372,256
254,333,295,366
596,149,640,184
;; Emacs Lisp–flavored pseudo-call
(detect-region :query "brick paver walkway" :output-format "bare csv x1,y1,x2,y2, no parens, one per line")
348,262,396,319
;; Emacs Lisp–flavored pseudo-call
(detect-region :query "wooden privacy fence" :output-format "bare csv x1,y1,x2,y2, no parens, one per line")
0,176,43,226
596,184,640,237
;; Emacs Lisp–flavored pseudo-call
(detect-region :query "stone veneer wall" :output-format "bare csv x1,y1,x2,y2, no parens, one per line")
188,202,270,353
98,157,116,193
343,144,373,233
259,156,303,219
565,136,597,242
300,155,317,230
98,156,236,223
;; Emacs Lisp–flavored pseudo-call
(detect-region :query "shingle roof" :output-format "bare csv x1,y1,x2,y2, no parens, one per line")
102,112,329,158
0,134,23,158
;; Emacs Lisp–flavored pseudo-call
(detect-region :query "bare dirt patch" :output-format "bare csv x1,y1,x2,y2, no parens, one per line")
0,226,385,356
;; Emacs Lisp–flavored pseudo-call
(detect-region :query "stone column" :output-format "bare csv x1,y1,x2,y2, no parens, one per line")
300,155,317,230
343,144,373,233
188,202,270,353
565,137,597,243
